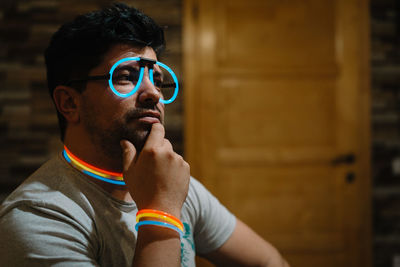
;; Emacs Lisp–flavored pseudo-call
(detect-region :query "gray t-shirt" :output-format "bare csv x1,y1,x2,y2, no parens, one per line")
0,153,236,267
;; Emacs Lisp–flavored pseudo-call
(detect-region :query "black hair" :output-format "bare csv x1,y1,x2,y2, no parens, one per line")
44,3,165,141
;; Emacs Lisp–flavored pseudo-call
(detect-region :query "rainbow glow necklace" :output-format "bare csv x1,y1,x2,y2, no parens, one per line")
63,146,125,185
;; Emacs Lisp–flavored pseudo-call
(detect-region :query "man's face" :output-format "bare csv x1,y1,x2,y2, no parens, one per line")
79,44,165,157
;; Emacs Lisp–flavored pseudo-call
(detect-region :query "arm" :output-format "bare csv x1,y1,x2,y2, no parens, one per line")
131,226,182,267
121,123,190,267
204,219,290,267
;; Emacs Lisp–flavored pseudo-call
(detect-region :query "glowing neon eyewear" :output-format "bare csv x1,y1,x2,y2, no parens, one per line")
66,57,179,104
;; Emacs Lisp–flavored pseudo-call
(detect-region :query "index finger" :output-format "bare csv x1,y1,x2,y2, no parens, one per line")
143,123,165,149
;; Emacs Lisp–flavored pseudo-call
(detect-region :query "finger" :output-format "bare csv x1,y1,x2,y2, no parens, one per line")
143,123,165,149
120,139,137,173
163,138,173,151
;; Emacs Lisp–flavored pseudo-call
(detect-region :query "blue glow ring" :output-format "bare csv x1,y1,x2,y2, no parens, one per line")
135,220,183,238
149,68,154,85
63,150,71,163
82,170,126,185
108,57,143,98
156,61,179,104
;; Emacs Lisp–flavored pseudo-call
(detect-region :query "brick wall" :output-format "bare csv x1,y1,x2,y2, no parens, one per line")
371,0,400,266
0,0,183,200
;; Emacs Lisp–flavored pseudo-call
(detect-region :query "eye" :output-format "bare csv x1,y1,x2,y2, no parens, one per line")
153,77,163,89
152,70,164,89
113,69,140,84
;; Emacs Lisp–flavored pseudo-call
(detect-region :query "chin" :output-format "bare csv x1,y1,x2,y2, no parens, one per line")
122,129,150,153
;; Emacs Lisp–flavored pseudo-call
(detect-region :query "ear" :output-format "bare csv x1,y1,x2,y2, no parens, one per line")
53,86,81,124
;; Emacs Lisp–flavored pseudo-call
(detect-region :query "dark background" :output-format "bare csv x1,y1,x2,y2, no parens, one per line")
371,0,400,266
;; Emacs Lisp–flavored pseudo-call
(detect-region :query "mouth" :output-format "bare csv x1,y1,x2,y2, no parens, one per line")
133,111,161,124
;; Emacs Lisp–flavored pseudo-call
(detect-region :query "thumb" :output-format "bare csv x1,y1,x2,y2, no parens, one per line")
120,139,137,173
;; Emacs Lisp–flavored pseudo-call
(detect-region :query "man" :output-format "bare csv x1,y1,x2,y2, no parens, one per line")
0,3,288,267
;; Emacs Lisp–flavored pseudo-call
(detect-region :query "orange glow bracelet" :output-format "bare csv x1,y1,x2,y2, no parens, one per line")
136,209,183,230
136,212,184,232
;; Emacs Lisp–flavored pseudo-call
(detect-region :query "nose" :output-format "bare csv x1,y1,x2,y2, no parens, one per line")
137,68,161,105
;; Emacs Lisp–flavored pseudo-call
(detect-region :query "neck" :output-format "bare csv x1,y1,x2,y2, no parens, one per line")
64,129,123,173
63,146,125,185
62,141,133,203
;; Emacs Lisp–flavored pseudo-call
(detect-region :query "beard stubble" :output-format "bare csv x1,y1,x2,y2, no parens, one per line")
81,101,161,161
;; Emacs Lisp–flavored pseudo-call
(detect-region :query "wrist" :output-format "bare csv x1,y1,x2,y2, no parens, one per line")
135,209,184,238
137,203,182,219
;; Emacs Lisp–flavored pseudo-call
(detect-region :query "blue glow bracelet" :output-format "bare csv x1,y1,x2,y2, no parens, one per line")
135,220,183,238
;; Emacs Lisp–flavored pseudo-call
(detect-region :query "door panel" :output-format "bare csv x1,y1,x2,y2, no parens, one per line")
184,0,371,266
215,0,336,69
216,79,336,147
216,166,344,250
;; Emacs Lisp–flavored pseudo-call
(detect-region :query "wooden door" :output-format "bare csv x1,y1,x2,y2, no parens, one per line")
183,0,371,266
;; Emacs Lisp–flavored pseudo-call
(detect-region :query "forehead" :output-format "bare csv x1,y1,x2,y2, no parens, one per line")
100,44,158,70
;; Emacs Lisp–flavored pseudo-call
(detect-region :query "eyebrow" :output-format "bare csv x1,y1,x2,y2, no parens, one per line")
114,64,164,81
114,62,139,70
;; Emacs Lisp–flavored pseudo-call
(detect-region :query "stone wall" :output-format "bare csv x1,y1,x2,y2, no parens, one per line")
0,0,183,200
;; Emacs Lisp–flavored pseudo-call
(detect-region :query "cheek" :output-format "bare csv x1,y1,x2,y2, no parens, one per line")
82,96,118,124
157,101,165,111
157,103,165,119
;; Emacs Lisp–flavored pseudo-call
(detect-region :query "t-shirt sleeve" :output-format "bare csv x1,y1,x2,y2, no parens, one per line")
188,178,236,254
0,202,99,267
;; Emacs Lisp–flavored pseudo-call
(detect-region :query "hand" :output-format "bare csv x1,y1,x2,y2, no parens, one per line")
120,123,190,218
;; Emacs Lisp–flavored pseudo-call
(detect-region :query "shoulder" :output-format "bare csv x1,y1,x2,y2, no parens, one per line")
184,177,214,213
187,176,209,198
182,177,237,254
0,155,97,230
0,155,101,260
183,176,236,227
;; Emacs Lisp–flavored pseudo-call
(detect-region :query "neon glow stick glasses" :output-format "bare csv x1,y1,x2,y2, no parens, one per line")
66,57,179,104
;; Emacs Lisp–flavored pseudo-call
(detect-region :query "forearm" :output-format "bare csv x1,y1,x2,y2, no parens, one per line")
205,219,290,267
261,241,290,267
263,249,290,267
121,126,190,267
132,226,181,267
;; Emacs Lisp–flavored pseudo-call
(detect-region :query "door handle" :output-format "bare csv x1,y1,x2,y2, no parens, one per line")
331,153,356,166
